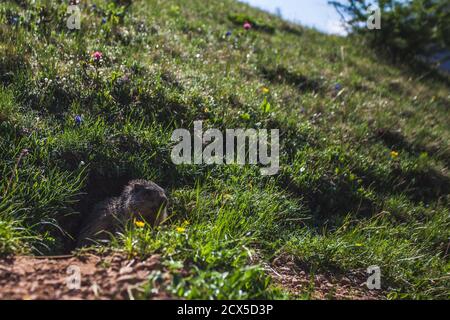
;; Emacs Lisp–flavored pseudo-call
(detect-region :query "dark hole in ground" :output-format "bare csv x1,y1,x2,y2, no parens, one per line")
53,171,134,255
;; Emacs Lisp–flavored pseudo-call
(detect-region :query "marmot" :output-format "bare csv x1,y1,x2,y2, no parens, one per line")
77,180,168,247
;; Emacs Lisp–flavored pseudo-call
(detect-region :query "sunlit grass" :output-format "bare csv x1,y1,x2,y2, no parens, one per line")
0,0,449,299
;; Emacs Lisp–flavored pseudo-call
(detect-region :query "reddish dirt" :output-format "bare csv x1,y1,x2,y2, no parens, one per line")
266,254,384,300
0,251,384,300
0,252,171,300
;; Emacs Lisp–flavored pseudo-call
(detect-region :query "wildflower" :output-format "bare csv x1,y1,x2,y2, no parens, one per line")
134,219,145,228
223,194,233,201
390,151,399,159
335,83,342,91
74,115,83,125
117,75,130,86
225,31,232,37
101,17,107,24
91,51,103,62
176,226,186,233
261,87,270,94
243,22,252,30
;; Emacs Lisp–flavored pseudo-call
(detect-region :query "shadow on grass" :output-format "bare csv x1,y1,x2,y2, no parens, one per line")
280,23,304,37
260,66,323,93
374,128,450,169
228,13,276,34
280,174,378,224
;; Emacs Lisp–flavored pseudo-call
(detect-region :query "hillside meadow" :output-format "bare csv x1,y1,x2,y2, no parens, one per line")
0,0,449,299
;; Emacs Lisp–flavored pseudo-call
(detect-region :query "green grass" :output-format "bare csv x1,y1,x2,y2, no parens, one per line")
0,0,449,299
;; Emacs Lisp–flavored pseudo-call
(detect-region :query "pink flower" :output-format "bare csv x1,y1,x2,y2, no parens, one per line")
243,22,252,30
91,51,103,62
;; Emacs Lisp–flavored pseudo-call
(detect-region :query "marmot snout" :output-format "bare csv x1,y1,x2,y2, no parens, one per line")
122,180,168,225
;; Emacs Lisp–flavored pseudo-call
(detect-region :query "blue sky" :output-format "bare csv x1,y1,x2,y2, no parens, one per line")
240,0,347,35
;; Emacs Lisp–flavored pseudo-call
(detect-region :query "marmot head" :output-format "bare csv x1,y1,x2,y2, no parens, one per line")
122,180,168,225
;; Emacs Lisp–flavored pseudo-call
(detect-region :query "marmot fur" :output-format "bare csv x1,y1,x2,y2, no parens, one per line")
77,180,168,247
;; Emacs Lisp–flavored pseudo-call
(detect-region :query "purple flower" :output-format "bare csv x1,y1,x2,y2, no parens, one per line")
226,31,232,37
335,83,342,91
117,75,130,86
74,115,83,125
102,17,107,24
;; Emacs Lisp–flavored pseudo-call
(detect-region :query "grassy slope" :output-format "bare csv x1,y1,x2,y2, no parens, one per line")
0,0,449,299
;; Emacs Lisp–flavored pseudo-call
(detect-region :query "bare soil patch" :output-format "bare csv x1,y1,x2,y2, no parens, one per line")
266,254,384,300
0,251,385,300
0,252,170,300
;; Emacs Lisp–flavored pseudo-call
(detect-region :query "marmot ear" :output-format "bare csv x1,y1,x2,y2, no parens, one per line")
133,183,146,192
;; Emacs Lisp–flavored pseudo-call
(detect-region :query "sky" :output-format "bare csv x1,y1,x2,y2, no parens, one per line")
240,0,347,35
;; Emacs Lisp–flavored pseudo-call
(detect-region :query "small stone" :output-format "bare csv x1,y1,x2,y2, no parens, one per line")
119,266,133,275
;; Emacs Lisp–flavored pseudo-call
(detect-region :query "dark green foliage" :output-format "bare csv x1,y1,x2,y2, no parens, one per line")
329,0,450,62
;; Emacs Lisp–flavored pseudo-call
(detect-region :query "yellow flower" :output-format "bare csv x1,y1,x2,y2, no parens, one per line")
223,193,233,201
390,151,399,159
134,219,145,228
176,227,186,233
261,87,270,94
